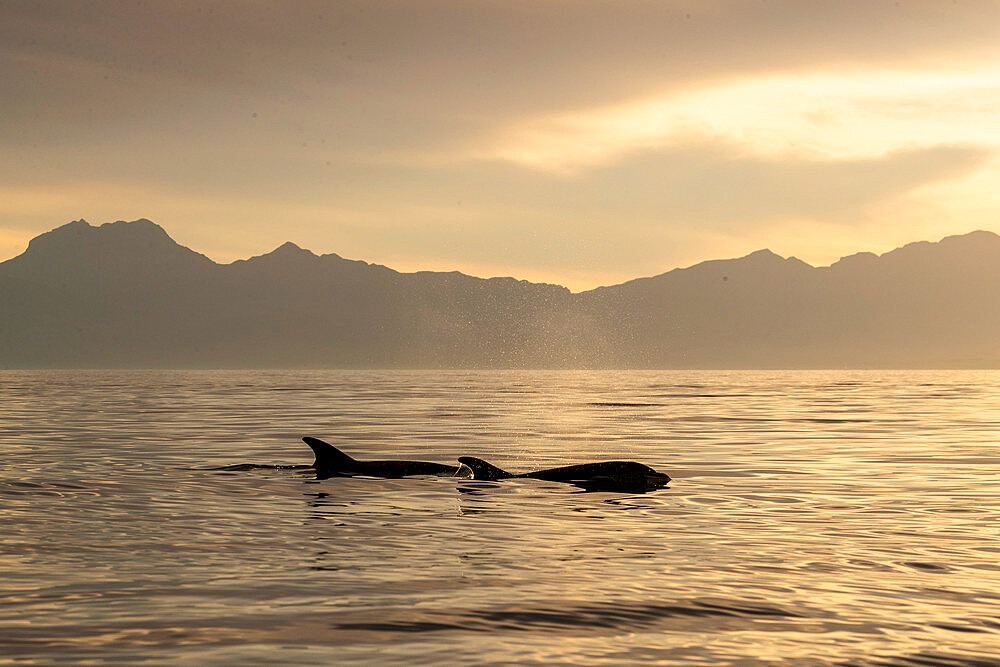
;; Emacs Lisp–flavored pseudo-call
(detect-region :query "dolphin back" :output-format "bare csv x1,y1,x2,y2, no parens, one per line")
303,437,356,472
457,456,513,481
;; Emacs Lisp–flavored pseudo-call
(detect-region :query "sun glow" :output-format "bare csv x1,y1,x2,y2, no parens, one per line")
488,66,1000,171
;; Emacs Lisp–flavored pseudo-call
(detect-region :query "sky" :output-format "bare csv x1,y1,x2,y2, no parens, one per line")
2,0,999,291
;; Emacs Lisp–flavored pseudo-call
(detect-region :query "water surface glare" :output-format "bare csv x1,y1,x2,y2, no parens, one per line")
2,370,999,665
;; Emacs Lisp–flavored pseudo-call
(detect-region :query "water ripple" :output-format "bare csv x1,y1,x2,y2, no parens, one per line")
2,369,1000,664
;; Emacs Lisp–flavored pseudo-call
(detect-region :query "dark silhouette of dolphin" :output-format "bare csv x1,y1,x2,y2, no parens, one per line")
304,437,467,479
457,456,671,492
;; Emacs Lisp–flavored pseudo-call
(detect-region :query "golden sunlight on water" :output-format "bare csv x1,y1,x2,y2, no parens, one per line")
1,370,999,664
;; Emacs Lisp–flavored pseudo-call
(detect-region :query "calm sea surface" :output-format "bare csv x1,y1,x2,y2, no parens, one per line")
2,370,999,665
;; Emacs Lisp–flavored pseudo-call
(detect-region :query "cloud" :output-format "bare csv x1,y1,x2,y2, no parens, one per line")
484,67,1000,170
0,136,989,261
311,140,992,231
558,142,994,228
3,1,999,184
3,1,999,151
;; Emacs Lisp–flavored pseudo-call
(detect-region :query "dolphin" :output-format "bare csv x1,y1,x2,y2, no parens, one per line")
304,436,469,479
457,456,671,492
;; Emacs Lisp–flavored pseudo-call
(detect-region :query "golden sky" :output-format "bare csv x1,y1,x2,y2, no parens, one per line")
2,0,999,291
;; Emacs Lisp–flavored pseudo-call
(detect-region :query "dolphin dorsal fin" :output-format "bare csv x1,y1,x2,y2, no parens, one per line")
457,456,513,481
302,437,356,471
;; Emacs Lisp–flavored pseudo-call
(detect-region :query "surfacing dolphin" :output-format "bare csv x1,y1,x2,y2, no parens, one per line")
304,436,469,479
457,456,671,492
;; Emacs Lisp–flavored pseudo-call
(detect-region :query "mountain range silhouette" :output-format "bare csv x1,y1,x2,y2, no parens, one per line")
2,219,998,368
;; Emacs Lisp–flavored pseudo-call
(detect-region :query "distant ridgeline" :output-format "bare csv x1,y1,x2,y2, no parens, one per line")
1,219,999,368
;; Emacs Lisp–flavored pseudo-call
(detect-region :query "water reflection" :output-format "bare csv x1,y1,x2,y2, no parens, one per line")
2,370,1000,664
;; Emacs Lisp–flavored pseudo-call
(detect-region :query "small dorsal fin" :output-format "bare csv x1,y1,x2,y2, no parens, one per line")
302,437,356,472
457,456,513,481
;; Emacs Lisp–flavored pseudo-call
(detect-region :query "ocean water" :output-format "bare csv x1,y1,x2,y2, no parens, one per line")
2,370,999,665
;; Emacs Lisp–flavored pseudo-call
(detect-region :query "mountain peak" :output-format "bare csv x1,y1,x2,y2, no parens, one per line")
830,251,878,270
879,229,1000,264
940,229,1000,246
745,248,781,260
272,241,313,255
101,218,171,239
2,217,214,281
260,240,317,259
233,240,320,268
22,217,173,253
26,218,93,248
